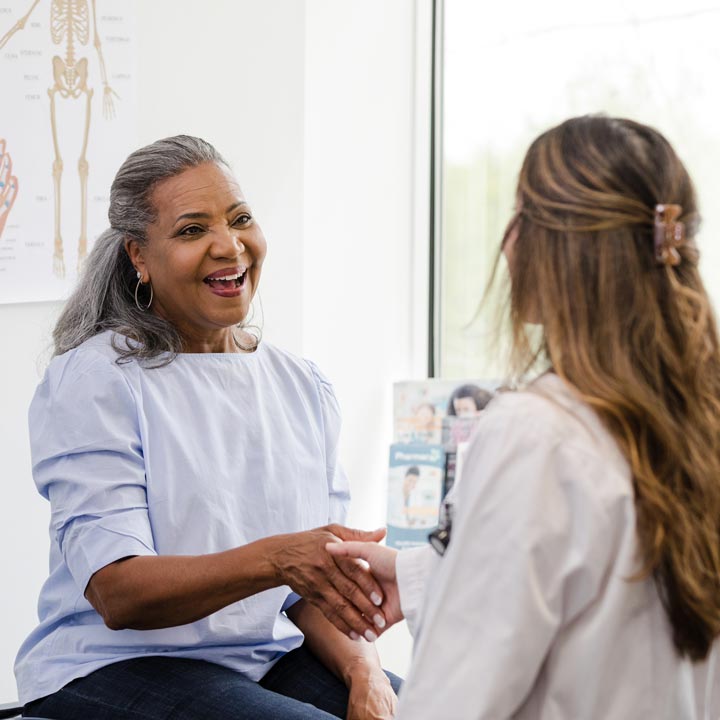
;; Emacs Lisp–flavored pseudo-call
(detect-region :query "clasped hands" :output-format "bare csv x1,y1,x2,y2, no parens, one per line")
269,524,402,641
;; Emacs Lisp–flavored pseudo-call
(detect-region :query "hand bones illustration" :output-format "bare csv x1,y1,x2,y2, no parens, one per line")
0,139,19,239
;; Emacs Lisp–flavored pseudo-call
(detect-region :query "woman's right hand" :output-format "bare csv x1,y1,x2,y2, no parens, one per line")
268,524,390,641
326,540,403,630
85,525,393,638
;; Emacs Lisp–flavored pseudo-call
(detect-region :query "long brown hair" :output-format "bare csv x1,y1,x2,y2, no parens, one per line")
506,115,720,660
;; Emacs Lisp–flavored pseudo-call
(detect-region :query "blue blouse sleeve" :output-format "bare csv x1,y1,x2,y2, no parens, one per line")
304,359,350,525
29,348,157,594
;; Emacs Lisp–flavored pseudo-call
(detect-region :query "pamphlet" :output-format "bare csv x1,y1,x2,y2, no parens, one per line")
386,442,445,549
387,378,500,548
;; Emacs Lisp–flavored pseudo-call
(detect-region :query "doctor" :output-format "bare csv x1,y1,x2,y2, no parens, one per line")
330,115,720,719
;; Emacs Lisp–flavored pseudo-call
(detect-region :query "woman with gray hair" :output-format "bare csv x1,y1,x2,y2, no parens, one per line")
15,136,400,720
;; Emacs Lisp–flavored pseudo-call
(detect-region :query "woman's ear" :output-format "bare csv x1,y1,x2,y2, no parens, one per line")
124,238,147,281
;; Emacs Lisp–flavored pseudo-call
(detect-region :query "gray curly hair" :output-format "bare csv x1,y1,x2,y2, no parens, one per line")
52,135,260,364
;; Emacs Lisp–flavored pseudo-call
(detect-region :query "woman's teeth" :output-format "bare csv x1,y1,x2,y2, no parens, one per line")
204,271,246,287
215,273,243,282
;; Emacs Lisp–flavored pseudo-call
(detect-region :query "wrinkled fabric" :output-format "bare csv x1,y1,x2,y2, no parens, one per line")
396,373,719,720
24,647,403,719
16,331,349,705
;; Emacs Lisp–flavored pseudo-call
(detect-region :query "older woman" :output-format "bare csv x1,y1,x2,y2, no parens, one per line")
16,136,400,720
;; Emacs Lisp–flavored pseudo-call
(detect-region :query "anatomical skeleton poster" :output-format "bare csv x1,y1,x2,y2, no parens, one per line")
0,0,137,303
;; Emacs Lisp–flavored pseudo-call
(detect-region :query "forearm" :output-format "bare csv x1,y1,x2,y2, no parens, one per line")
86,535,287,630
90,0,110,85
287,599,385,687
86,523,389,639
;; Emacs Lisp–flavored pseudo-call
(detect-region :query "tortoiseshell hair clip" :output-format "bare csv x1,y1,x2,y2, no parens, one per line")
654,204,685,266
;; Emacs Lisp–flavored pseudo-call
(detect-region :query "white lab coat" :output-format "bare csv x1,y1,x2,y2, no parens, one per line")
395,373,719,719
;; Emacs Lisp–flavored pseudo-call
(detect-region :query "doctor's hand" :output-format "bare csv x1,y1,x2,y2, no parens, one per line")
327,541,403,630
267,525,389,641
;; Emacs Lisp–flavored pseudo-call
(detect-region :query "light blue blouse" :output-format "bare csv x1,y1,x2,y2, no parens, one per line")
15,331,349,704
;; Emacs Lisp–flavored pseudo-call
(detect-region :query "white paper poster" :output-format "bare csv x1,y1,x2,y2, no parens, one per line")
0,0,137,303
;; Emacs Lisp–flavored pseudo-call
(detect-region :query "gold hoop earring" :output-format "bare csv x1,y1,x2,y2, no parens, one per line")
134,271,153,311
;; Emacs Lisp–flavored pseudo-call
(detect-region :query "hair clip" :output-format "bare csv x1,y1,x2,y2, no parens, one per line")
654,204,685,266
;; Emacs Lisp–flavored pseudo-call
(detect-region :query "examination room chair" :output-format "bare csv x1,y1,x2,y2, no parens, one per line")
0,699,47,719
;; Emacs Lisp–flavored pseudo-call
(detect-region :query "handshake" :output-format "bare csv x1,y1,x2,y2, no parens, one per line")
270,524,402,642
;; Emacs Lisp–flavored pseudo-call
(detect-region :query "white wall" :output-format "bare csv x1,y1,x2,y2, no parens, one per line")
0,0,421,700
303,0,420,674
0,301,62,702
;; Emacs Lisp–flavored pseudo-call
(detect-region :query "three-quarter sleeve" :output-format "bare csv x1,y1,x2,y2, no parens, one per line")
305,360,350,525
30,350,157,595
395,397,620,719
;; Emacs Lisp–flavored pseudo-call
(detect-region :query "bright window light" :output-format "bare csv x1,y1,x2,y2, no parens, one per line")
439,0,720,378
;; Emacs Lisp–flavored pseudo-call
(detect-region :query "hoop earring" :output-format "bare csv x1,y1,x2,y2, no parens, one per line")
234,292,264,351
134,271,153,311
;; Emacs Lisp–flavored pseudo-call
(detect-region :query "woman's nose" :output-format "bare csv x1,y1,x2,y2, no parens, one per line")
212,228,246,257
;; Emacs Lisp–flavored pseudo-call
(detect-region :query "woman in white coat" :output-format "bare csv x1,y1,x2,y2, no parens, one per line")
331,115,720,719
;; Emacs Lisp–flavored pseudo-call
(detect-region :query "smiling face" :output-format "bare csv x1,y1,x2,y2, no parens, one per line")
125,162,267,353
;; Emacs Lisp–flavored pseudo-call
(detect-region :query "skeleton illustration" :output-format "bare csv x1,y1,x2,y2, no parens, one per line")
0,0,117,276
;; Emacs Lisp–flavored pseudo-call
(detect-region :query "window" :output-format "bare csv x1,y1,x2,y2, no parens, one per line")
436,0,720,378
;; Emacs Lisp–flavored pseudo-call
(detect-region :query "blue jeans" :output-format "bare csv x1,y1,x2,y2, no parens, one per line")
23,645,402,719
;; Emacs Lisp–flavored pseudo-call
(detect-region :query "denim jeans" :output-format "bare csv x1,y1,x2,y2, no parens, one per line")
23,645,402,719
